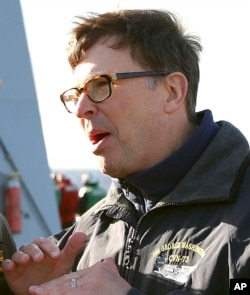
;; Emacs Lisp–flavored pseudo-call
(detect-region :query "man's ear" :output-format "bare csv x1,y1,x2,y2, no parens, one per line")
163,72,188,114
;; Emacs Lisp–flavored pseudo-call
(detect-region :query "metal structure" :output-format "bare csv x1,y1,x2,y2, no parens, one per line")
0,0,61,247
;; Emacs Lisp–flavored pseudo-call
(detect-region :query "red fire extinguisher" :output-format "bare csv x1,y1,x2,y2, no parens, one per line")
4,172,22,233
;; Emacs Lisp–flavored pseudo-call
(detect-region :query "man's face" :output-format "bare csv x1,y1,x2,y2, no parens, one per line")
73,41,170,178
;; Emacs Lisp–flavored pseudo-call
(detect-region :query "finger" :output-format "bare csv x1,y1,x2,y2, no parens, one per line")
60,232,86,268
2,251,30,272
2,259,17,271
14,238,59,263
10,249,31,263
31,237,61,259
16,244,43,262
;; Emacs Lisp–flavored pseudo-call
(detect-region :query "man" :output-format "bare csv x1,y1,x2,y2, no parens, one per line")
55,173,79,229
3,9,250,295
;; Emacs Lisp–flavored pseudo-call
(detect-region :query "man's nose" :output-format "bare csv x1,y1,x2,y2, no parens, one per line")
75,93,98,119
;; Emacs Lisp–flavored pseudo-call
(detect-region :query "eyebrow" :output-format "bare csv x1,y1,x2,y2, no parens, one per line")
76,70,108,87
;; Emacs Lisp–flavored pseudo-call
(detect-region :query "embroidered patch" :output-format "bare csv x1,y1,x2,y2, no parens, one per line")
152,241,206,284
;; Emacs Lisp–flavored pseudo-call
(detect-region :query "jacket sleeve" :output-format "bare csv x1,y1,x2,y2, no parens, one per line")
0,213,17,294
127,288,194,294
127,287,145,295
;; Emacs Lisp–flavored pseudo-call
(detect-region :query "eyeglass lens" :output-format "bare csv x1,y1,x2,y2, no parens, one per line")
87,76,111,101
62,76,111,113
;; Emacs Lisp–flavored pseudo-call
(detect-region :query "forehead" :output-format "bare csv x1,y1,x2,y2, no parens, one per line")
74,40,142,83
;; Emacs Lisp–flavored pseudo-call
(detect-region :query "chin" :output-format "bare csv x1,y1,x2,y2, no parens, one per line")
97,155,130,179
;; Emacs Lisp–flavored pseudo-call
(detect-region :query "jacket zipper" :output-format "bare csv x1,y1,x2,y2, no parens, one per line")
123,202,180,281
121,179,186,280
123,209,147,281
124,231,136,280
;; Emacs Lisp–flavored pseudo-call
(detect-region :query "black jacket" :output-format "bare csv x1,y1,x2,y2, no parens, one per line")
3,111,250,294
52,119,250,295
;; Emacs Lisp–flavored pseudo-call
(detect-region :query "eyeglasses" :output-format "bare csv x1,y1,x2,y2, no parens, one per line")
60,70,170,113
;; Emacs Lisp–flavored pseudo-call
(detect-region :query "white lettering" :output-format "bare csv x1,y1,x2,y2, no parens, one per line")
234,283,247,290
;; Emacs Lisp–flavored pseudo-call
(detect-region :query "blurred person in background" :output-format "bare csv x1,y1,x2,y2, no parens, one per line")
78,172,106,214
55,173,79,229
50,172,62,208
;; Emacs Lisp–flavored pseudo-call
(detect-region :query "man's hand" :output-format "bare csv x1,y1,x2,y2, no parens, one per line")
29,257,132,295
3,232,86,295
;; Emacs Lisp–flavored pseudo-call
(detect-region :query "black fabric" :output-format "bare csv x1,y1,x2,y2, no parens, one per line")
229,151,250,200
127,287,146,295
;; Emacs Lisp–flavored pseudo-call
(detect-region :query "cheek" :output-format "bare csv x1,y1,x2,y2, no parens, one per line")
119,111,155,154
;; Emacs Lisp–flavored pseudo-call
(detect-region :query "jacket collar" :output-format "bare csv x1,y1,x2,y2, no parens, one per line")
100,112,249,214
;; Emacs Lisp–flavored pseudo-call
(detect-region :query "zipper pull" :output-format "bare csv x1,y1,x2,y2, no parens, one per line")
122,179,129,197
126,184,129,197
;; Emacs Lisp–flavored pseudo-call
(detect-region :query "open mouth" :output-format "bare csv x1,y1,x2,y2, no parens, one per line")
89,132,110,144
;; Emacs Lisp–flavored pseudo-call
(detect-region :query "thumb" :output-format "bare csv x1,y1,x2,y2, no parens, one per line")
60,231,86,270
